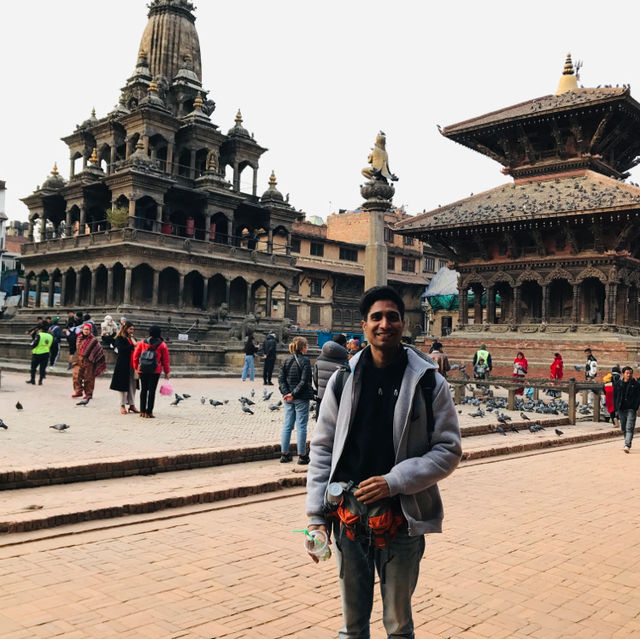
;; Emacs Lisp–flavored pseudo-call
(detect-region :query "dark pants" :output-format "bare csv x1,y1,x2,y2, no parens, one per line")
30,353,49,383
49,341,60,367
263,355,276,383
140,373,160,415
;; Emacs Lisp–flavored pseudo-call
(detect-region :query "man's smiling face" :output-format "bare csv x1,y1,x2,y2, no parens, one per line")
362,299,404,352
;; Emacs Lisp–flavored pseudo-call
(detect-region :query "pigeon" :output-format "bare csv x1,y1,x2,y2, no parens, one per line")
496,425,506,435
574,365,583,371
209,399,223,407
268,404,281,411
241,404,254,415
200,396,206,404
239,397,255,406
76,397,91,406
0,419,7,430
555,428,564,436
50,423,69,431
450,364,460,370
173,393,184,403
469,409,485,418
510,425,519,434
276,400,283,406
16,401,23,410
182,394,191,399
497,415,508,425
263,391,273,401
520,412,530,421
250,389,255,398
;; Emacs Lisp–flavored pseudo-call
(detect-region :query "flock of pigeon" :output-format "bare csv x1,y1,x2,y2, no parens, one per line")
170,388,287,415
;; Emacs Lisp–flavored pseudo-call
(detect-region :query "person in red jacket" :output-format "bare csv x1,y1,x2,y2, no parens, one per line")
133,325,170,419
512,351,528,395
547,352,563,398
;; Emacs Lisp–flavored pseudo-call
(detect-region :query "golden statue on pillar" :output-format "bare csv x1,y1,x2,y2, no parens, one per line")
361,131,398,183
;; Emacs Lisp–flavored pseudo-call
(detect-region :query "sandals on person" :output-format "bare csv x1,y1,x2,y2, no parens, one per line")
146,413,155,419
128,406,139,413
139,413,147,418
120,406,127,415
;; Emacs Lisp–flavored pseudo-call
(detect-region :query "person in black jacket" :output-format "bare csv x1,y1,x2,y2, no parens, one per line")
109,321,139,414
613,366,640,453
241,335,258,381
278,336,313,464
261,332,277,386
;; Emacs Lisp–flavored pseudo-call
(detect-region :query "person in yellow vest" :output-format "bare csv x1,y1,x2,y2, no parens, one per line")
472,344,492,377
27,326,53,385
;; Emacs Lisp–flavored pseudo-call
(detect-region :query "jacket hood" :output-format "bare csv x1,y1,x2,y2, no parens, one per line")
321,340,348,359
148,337,164,347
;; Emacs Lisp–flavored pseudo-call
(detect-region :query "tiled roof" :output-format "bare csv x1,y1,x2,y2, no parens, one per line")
395,171,640,233
443,88,628,135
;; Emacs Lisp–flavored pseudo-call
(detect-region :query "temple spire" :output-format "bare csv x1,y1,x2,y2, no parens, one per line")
556,53,578,95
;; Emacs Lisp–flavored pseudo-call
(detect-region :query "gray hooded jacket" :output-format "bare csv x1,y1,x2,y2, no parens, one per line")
306,346,462,536
313,340,349,400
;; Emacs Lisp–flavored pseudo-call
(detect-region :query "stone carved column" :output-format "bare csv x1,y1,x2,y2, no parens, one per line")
608,282,618,325
201,277,209,311
246,286,252,314
265,287,272,318
128,199,136,229
178,273,185,309
60,271,67,307
225,280,231,306
65,210,72,237
106,268,114,305
458,283,467,326
152,270,160,306
90,270,97,306
48,274,56,307
572,283,580,323
513,285,521,325
252,167,258,196
124,267,132,304
486,286,495,324
542,284,550,323
267,228,273,254
35,275,42,308
286,231,292,256
79,206,86,235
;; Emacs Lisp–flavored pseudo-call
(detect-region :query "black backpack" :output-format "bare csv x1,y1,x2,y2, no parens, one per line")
139,342,159,374
332,366,437,448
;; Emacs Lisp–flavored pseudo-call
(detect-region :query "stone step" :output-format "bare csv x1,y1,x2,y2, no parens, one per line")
0,423,620,534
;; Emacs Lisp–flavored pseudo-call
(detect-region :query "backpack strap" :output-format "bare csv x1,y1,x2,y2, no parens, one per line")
418,368,436,450
333,366,351,404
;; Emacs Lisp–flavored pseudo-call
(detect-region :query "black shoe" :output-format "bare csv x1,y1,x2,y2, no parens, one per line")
38,379,43,385
26,379,35,384
280,453,292,463
297,454,310,465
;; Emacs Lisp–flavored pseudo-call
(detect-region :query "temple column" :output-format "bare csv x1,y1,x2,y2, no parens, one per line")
35,275,42,308
155,206,163,233
151,270,160,306
65,210,72,237
128,198,136,228
69,157,75,178
202,277,209,310
267,228,274,254
284,289,290,319
106,267,114,304
48,273,56,307
109,146,116,174
252,167,258,196
204,212,212,241
189,150,196,179
178,273,185,309
166,143,174,174
74,274,82,306
286,231,292,256
473,286,483,324
233,162,240,191
82,154,88,170
60,271,67,307
265,287,272,318
513,285,521,324
27,219,34,241
457,283,467,326
572,283,580,323
124,267,132,304
79,206,86,235
225,279,231,306
40,213,47,240
486,286,495,323
606,282,618,325
246,286,253,314
542,284,550,322
90,269,97,306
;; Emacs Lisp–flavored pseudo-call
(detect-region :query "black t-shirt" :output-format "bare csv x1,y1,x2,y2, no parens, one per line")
334,347,407,485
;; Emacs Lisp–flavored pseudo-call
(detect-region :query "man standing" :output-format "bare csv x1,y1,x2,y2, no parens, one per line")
313,334,349,418
584,348,598,381
429,341,451,378
613,366,640,453
48,316,63,367
306,285,461,638
473,343,492,377
27,325,53,385
262,332,277,386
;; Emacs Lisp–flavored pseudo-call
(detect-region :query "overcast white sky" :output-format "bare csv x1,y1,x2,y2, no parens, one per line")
2,1,640,223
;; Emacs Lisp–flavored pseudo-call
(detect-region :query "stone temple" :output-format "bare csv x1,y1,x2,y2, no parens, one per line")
395,55,640,371
17,0,300,360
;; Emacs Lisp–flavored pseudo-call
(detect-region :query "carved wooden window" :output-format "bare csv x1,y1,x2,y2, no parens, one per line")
340,247,358,262
310,278,322,297
384,227,394,243
402,258,416,273
310,304,321,325
403,235,414,246
423,257,435,272
290,238,301,253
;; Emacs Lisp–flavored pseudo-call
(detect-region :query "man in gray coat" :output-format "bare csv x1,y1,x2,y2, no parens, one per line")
313,334,349,409
306,285,461,638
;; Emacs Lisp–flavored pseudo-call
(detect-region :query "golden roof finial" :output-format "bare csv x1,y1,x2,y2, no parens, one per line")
91,107,96,118
556,52,579,95
51,163,59,176
269,170,277,187
235,109,243,124
193,92,204,110
148,80,158,93
89,147,98,164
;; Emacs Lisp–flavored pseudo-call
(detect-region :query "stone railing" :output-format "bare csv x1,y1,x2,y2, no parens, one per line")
21,228,298,268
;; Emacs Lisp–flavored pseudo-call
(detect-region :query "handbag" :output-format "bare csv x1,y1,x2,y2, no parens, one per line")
159,380,173,396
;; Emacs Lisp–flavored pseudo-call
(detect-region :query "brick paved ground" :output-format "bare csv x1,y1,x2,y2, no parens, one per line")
0,439,638,639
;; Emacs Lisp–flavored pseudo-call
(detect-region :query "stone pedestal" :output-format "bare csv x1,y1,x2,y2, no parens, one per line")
361,178,394,290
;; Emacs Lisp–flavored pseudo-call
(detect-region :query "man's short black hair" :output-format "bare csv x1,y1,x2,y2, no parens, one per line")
332,333,347,347
621,366,633,374
359,285,405,320
584,348,592,353
432,341,443,350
